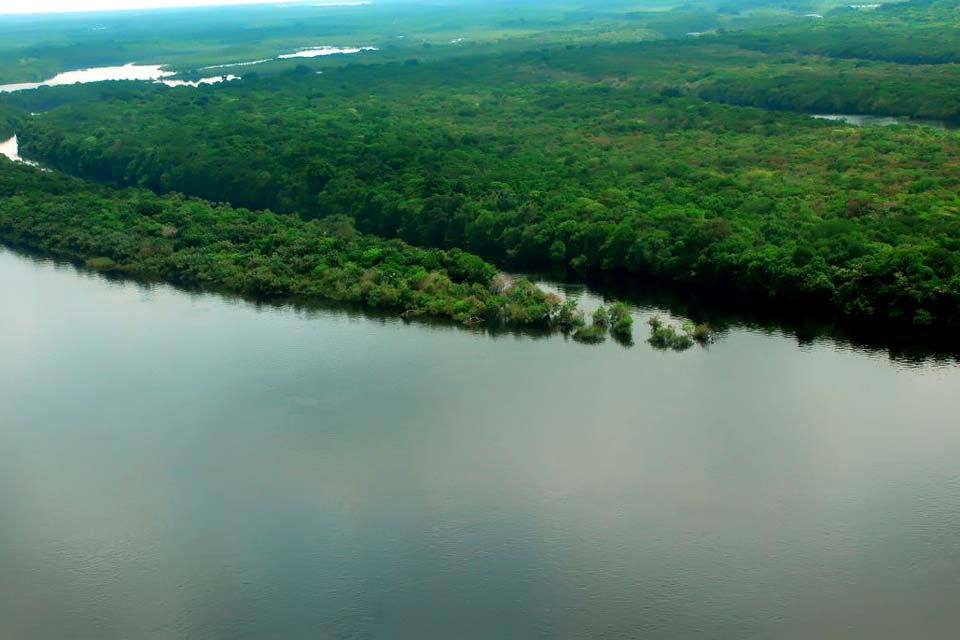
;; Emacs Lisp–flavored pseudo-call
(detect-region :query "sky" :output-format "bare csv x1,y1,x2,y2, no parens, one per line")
0,0,333,15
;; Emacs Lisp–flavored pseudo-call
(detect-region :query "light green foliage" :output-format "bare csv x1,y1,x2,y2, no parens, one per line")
647,315,714,351
558,299,586,329
573,304,621,343
609,302,633,340
648,318,696,351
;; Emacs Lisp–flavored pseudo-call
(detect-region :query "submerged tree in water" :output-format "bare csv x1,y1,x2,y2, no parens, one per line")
592,305,610,329
686,321,716,345
647,315,716,351
572,304,613,343
558,298,586,330
573,322,607,343
609,302,633,341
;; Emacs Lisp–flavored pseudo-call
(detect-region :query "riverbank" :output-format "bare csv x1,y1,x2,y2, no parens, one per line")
14,61,960,334
0,159,577,331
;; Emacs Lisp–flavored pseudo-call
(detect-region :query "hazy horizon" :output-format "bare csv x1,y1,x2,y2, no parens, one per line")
0,0,370,15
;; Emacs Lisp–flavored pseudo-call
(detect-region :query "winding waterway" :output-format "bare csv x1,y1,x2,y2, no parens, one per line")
0,134,22,162
813,113,959,130
1,246,959,639
0,63,175,93
0,134,39,167
0,44,378,93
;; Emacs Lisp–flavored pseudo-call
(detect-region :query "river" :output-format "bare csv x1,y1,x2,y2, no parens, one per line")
0,64,175,93
0,46,378,93
0,134,40,167
813,113,959,130
0,134,22,162
1,246,958,639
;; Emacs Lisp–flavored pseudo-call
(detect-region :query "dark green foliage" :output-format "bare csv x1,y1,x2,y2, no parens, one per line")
609,302,633,340
0,105,19,137
573,304,617,343
0,160,569,329
647,316,695,351
729,0,960,66
592,305,611,329
11,42,960,332
4,2,960,337
573,323,607,344
695,59,960,122
558,298,586,329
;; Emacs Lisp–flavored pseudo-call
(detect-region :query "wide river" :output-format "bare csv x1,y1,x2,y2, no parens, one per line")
1,247,959,639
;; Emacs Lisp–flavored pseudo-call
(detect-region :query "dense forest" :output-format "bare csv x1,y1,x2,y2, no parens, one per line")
2,0,960,336
694,56,960,121
0,0,823,85
730,0,960,64
0,159,573,329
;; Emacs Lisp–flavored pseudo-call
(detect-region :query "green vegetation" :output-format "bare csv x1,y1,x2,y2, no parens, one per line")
0,0,822,85
557,298,587,329
685,321,717,344
0,159,572,328
573,322,608,344
694,56,960,122
0,104,19,137
11,44,960,331
645,315,715,350
568,302,636,344
647,315,696,351
573,304,612,343
2,0,960,346
592,305,611,329
729,0,960,65
609,302,634,340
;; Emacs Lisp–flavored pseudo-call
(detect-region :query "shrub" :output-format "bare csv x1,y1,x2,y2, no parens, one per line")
592,305,610,328
573,323,607,343
648,321,694,350
689,323,716,344
558,299,586,329
609,302,633,339
86,256,119,271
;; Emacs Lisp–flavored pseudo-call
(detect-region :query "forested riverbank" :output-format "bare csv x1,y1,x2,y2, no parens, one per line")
4,218,960,640
5,3,960,639
10,56,960,331
4,0,960,336
0,160,575,329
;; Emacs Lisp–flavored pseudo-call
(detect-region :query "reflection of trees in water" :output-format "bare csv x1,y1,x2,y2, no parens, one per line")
6,244,957,365
539,269,960,367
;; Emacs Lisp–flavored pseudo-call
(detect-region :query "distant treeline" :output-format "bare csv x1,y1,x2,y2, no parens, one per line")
729,0,960,65
694,59,960,121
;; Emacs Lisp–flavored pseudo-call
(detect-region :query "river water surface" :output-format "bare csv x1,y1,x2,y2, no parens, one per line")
813,113,958,130
1,247,959,639
0,64,175,93
0,135,22,162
